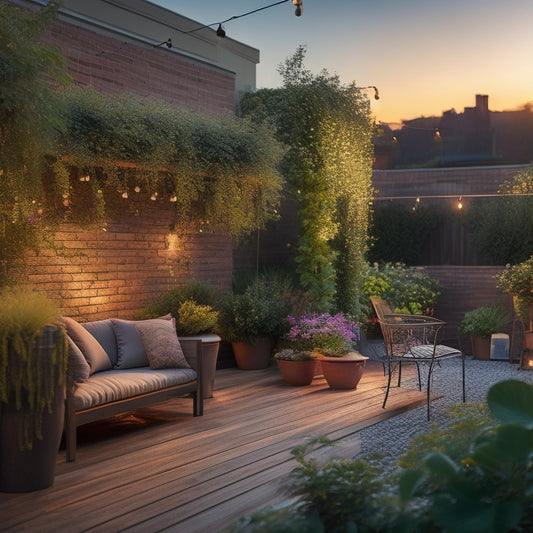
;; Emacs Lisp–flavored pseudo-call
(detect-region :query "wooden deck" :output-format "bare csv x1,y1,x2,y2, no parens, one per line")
0,360,428,532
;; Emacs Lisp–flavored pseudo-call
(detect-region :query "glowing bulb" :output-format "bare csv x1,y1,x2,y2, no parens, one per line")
151,193,157,201
170,195,177,202
134,186,141,193
122,191,128,199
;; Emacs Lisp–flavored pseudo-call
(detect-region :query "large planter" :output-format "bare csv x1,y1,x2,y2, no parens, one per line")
472,336,491,360
178,334,221,398
320,353,368,390
0,327,65,493
232,337,272,370
276,359,318,386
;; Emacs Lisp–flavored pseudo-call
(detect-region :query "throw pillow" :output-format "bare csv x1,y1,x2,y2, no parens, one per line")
110,319,150,369
66,335,91,382
61,317,112,374
82,319,118,366
135,319,191,369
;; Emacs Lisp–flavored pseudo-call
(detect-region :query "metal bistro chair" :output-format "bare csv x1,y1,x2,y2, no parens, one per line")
379,313,465,419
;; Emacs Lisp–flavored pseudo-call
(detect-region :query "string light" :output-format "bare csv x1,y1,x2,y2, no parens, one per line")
457,196,463,209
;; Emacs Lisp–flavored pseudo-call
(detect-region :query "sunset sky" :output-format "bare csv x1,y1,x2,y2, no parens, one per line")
153,0,532,125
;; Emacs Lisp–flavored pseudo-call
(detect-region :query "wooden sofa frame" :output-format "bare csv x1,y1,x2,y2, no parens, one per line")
64,339,204,462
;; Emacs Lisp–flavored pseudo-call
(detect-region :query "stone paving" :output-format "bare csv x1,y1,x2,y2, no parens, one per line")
358,353,533,471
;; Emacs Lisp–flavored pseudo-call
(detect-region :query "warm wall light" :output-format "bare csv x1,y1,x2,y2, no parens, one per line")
521,349,533,370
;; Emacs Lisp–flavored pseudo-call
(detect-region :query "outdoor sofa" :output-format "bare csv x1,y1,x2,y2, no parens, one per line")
62,315,203,461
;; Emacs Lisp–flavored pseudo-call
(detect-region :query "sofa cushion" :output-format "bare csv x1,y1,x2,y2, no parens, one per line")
62,317,112,374
110,319,150,369
71,367,198,411
135,319,191,369
66,335,91,382
82,319,118,366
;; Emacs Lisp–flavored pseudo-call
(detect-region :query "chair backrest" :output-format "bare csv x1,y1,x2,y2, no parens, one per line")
370,296,394,322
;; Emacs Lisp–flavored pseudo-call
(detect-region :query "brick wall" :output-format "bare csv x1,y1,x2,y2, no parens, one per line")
43,19,236,114
20,198,232,320
10,13,237,318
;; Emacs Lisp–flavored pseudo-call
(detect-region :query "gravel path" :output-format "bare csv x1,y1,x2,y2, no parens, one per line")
358,353,533,471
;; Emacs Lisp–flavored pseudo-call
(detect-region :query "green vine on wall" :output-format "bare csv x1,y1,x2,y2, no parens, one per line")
240,47,374,316
0,2,285,283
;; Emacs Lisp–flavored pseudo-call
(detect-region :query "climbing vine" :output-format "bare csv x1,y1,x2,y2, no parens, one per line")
240,47,374,315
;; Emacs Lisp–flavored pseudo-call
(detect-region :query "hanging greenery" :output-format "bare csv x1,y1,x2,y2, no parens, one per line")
240,46,374,316
0,2,284,282
0,286,68,450
55,88,284,238
0,0,71,283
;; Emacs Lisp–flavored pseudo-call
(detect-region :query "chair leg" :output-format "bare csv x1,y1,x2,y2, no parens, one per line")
382,359,394,409
416,362,422,391
397,361,402,386
426,360,436,420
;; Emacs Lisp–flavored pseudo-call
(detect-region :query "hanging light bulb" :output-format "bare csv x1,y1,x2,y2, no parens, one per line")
121,191,128,199
170,195,177,202
151,193,158,201
134,186,141,193
216,24,226,37
292,0,303,16
457,196,463,209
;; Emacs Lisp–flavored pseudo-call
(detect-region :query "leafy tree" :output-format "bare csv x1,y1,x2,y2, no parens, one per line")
469,165,533,264
240,46,374,316
0,0,71,282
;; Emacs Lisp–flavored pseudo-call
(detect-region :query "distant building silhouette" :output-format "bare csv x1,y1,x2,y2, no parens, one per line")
374,95,533,169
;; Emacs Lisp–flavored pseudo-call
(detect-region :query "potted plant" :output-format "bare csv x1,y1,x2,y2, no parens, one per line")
497,257,533,350
460,304,508,360
283,313,368,389
218,278,292,370
0,286,68,492
136,280,222,398
273,349,318,386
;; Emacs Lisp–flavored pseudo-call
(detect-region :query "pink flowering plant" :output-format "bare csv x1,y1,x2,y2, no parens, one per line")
282,313,360,357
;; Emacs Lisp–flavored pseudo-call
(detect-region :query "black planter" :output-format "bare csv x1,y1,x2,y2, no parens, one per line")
0,326,66,493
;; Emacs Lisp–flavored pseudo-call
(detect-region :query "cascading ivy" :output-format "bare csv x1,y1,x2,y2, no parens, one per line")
240,46,374,316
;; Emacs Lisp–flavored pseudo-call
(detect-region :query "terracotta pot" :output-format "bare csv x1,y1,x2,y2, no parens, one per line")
276,359,317,386
472,336,491,360
320,353,368,390
232,337,272,370
179,334,220,398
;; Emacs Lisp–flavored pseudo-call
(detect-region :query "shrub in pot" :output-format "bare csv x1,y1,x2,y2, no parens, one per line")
136,280,222,398
218,277,293,370
0,286,68,492
460,304,508,360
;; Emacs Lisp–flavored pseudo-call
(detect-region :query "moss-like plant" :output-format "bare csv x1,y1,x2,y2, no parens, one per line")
174,300,219,337
0,286,68,450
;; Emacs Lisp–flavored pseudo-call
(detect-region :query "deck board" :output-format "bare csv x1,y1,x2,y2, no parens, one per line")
0,360,428,532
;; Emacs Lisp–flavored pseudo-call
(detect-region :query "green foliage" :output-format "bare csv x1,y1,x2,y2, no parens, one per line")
240,46,374,315
0,1,71,282
0,286,68,450
469,166,533,265
368,202,441,265
135,280,223,336
459,304,508,338
56,88,284,239
496,255,533,324
218,275,294,343
228,381,533,533
174,300,219,337
361,262,443,319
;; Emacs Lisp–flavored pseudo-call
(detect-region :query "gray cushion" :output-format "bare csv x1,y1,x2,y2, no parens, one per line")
62,317,112,374
66,335,91,382
110,319,150,369
135,319,191,369
71,367,197,411
82,319,118,365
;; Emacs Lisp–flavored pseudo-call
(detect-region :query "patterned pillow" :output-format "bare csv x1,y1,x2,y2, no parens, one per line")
135,319,191,369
